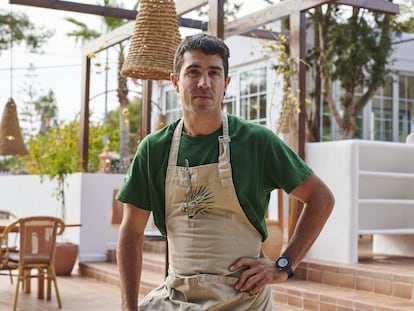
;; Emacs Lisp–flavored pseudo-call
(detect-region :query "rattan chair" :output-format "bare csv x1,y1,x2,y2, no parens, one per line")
5,216,65,310
0,210,18,220
0,230,18,284
0,210,19,283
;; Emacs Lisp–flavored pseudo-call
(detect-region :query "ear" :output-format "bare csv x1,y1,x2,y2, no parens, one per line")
224,76,231,91
170,73,179,92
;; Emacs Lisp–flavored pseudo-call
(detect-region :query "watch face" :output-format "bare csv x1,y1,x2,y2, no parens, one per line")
277,257,289,268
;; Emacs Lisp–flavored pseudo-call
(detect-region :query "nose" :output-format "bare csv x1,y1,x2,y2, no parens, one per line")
197,73,210,89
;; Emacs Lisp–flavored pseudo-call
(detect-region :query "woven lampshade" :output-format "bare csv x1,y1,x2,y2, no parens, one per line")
121,0,181,80
0,98,28,156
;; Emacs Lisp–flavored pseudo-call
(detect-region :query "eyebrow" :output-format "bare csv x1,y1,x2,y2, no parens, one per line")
185,64,223,72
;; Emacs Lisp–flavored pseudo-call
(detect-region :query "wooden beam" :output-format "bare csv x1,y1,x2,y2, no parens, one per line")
208,0,224,38
224,0,331,38
9,0,137,19
176,0,208,16
10,0,209,18
180,17,208,31
79,55,91,172
82,22,134,55
335,0,400,14
224,0,399,38
240,29,281,41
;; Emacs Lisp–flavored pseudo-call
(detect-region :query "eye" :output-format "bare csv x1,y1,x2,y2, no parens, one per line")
187,69,199,78
209,70,221,77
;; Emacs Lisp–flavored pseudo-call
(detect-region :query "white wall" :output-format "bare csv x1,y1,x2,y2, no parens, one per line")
305,140,359,263
77,173,125,261
0,173,125,262
305,140,414,263
391,33,414,72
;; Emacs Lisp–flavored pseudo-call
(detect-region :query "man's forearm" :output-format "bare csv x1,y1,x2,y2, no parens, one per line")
117,227,145,311
284,190,334,270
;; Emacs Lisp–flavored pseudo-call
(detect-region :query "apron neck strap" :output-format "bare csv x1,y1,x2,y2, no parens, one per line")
218,113,232,186
168,118,183,166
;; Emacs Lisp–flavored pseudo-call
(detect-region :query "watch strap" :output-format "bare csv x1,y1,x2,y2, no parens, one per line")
284,265,294,278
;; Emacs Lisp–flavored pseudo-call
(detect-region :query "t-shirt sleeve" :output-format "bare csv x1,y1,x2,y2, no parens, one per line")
265,134,313,194
116,139,152,211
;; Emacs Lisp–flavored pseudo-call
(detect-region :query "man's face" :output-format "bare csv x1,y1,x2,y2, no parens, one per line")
171,50,231,116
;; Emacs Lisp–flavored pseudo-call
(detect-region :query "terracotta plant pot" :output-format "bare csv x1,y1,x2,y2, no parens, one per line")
54,243,79,276
261,219,283,261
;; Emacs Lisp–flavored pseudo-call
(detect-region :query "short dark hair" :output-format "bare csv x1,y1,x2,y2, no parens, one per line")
173,33,230,80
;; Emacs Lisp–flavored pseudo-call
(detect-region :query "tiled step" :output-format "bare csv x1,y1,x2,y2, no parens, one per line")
271,257,414,310
79,261,121,287
80,239,414,310
273,279,414,310
141,250,166,275
296,259,414,301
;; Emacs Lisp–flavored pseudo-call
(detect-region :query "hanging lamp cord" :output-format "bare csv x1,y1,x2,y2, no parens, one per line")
9,5,14,99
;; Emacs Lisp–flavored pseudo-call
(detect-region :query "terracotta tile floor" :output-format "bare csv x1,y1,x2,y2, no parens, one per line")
0,271,122,311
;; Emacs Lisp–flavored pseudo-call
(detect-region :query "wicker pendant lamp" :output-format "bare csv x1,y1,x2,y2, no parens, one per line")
0,98,28,156
121,0,182,80
1,8,28,156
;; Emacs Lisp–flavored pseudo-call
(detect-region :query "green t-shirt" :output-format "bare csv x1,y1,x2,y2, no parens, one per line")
117,114,312,240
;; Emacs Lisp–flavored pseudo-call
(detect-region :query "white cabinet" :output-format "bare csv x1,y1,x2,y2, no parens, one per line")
305,140,414,263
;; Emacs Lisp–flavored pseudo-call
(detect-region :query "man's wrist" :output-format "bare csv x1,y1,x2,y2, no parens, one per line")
275,256,294,278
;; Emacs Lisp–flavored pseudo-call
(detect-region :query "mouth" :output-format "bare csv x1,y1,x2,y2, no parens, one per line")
192,92,213,100
194,95,211,100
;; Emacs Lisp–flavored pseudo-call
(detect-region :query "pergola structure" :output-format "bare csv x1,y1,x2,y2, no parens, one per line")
10,0,400,233
10,0,399,166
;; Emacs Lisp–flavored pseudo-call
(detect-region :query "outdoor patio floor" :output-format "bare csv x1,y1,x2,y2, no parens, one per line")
0,269,123,310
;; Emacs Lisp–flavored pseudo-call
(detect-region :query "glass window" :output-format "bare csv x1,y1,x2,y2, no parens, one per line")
259,95,267,119
223,73,237,115
399,77,406,98
371,98,393,141
370,77,394,142
382,78,393,97
321,100,333,141
354,112,363,139
239,67,267,125
408,76,414,99
398,74,414,142
165,90,181,123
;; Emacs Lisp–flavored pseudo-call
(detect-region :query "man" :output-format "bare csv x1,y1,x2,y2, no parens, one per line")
117,33,334,311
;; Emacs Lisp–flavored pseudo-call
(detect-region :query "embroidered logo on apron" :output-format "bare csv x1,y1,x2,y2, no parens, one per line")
181,184,214,219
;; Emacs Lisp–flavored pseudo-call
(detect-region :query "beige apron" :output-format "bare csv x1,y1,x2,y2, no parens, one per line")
139,113,273,311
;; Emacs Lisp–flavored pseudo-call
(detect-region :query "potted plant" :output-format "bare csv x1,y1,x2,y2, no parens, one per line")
26,122,82,275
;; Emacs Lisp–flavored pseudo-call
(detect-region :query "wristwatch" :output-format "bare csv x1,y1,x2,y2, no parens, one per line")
275,256,294,278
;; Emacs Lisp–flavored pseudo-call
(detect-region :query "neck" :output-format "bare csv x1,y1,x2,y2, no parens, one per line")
183,113,222,136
